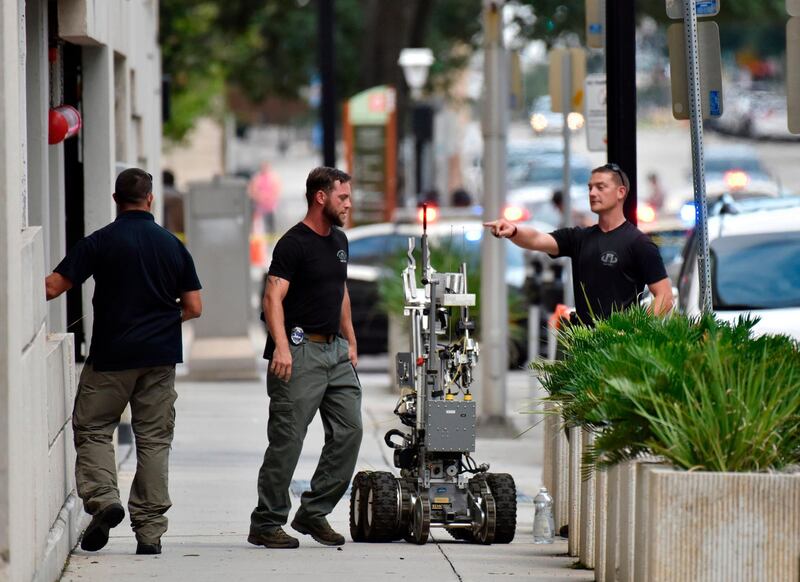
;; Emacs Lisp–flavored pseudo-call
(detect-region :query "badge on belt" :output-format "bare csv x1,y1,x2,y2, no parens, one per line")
290,326,304,345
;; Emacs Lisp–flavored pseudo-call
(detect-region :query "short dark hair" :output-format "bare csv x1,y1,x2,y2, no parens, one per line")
115,168,153,204
305,167,351,206
592,163,630,193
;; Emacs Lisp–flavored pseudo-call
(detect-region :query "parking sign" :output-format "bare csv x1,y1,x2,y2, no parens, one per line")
586,0,605,49
666,0,719,19
667,21,723,120
585,74,607,151
548,48,587,113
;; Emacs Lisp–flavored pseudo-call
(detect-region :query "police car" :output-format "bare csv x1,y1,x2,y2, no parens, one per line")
677,197,800,341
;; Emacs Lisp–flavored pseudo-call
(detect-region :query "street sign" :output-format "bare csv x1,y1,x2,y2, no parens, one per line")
789,0,800,17
585,0,605,49
789,18,800,134
585,74,607,151
667,21,723,120
549,47,587,113
666,0,719,19
509,50,524,112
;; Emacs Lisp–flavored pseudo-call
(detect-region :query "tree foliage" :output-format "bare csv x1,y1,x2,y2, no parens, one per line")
160,0,790,140
517,0,788,46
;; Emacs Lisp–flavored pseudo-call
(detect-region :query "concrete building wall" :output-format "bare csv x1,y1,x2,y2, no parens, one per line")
0,1,162,581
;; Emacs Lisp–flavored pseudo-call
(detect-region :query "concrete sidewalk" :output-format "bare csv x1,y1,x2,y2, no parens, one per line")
61,365,594,582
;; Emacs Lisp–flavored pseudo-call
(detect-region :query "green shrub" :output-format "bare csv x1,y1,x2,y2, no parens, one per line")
534,308,800,473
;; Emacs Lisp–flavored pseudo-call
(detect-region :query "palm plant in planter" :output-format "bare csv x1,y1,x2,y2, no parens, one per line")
535,308,800,582
535,307,800,472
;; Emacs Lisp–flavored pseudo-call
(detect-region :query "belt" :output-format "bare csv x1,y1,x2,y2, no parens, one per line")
306,333,336,343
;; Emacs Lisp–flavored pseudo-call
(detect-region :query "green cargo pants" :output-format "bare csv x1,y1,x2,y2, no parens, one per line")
250,336,363,533
72,363,177,544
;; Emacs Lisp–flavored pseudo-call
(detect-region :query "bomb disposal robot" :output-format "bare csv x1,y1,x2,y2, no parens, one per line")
349,208,517,544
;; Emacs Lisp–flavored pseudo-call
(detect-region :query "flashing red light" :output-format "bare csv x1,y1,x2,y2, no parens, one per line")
503,205,530,222
724,170,750,190
417,205,439,224
637,203,657,223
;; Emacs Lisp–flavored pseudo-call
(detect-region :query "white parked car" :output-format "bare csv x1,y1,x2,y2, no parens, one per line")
677,198,800,341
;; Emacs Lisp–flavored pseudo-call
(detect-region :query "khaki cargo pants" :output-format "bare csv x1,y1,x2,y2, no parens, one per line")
73,363,177,544
250,336,363,534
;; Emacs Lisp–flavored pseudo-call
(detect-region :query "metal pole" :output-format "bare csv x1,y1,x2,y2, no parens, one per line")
561,50,573,229
683,0,712,312
480,0,508,428
319,0,336,167
560,50,575,308
605,0,638,225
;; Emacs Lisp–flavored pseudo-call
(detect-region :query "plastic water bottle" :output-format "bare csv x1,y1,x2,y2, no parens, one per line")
533,487,555,544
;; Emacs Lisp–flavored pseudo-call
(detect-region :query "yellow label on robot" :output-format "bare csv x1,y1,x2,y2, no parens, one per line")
433,497,450,504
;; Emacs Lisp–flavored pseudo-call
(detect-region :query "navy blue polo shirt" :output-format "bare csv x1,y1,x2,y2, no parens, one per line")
54,210,202,371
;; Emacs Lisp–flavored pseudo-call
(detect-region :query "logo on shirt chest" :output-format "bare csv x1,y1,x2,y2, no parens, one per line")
600,251,619,266
337,250,348,263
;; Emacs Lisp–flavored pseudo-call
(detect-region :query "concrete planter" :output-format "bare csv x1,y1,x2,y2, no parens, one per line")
635,468,800,582
568,426,582,557
579,429,597,568
594,466,609,581
542,402,570,531
602,460,638,582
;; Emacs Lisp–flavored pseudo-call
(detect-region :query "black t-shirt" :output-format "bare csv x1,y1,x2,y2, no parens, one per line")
54,210,202,371
263,222,349,359
550,221,667,325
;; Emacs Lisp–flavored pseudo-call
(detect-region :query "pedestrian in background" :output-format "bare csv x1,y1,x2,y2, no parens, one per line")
248,161,281,235
485,163,673,324
161,169,185,241
248,167,362,549
45,168,203,555
646,171,666,211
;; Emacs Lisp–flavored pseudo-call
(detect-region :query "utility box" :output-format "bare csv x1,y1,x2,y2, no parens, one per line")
184,177,258,380
425,400,477,453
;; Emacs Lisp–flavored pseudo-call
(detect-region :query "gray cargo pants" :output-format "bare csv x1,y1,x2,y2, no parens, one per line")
250,336,363,533
72,363,177,544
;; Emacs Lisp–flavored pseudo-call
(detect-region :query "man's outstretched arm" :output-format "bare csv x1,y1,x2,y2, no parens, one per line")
483,218,560,255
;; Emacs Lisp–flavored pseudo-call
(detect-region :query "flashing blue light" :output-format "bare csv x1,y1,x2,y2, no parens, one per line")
680,203,696,225
464,229,482,242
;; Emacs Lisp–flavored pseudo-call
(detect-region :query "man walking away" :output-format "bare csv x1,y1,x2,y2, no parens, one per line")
45,168,202,555
248,166,362,549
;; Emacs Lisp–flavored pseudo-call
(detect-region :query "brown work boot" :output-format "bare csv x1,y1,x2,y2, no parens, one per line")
80,503,125,552
290,516,345,546
247,527,300,549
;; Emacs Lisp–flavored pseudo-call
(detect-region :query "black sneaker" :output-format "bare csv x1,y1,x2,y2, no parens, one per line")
247,527,300,549
80,503,125,552
136,541,162,555
290,517,345,546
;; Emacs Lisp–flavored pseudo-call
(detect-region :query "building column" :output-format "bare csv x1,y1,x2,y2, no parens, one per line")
0,0,25,578
26,0,49,245
80,45,116,348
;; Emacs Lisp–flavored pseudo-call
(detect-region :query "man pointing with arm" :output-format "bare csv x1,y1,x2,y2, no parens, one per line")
485,163,673,324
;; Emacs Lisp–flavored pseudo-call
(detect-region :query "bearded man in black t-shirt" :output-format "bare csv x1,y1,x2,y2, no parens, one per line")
485,163,673,325
248,167,362,550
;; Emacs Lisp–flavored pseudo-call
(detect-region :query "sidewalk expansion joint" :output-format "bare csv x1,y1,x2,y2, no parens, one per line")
434,538,464,582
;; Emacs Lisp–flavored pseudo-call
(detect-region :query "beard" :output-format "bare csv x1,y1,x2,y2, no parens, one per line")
323,202,346,227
